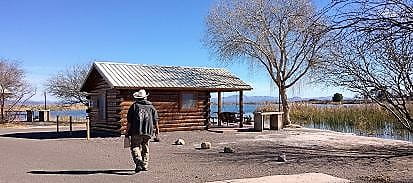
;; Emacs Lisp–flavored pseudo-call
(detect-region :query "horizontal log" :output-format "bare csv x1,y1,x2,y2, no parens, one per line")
159,116,206,121
106,102,122,107
157,109,208,113
159,122,205,128
159,112,207,116
160,126,206,132
160,119,206,124
91,127,121,134
106,117,121,121
91,125,120,130
91,122,121,127
107,110,121,115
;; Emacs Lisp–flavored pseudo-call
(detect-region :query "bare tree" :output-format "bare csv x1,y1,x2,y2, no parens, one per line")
204,0,331,124
45,64,89,105
321,0,413,132
0,59,36,123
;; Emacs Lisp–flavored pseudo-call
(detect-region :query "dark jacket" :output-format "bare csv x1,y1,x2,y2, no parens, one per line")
127,99,159,137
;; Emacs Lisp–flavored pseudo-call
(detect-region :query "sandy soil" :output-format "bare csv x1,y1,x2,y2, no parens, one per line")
0,126,412,183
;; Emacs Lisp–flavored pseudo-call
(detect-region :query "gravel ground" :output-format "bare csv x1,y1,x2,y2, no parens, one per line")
0,126,412,183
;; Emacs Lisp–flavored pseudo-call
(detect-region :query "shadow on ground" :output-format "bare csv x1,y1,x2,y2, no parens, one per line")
28,169,135,176
0,130,117,140
189,144,413,165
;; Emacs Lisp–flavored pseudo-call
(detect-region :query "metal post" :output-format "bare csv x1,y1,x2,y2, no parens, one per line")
218,91,222,126
86,116,90,140
56,115,59,134
69,116,73,136
239,90,244,128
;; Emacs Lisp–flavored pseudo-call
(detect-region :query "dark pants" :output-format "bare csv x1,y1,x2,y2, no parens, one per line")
130,135,151,169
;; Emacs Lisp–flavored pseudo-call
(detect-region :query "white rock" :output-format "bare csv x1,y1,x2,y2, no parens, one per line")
200,142,211,149
175,139,185,145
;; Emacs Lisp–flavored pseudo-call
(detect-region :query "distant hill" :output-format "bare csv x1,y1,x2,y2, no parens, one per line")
211,95,351,104
211,95,278,104
24,100,59,105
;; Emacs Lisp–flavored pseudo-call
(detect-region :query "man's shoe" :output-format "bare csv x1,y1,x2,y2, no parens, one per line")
141,167,148,171
134,166,142,173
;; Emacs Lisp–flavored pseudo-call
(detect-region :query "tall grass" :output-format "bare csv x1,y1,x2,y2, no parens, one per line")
256,103,412,132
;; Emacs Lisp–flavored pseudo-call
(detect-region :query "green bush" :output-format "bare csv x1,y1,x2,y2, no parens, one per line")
332,93,343,102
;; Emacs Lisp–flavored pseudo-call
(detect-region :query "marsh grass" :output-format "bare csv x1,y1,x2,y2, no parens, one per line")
289,103,400,133
256,103,412,134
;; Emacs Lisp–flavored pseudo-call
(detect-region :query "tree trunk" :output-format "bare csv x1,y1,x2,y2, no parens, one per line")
1,94,4,123
280,87,291,125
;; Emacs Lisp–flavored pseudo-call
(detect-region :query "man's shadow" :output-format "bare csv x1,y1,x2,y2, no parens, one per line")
28,169,136,176
1,130,117,140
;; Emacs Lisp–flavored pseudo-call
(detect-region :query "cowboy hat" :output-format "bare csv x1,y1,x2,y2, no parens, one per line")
133,89,149,99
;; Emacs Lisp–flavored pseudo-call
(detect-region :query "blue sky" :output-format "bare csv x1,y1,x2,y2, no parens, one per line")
0,0,351,101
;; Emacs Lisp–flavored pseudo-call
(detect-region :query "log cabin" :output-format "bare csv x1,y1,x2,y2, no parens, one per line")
80,62,252,136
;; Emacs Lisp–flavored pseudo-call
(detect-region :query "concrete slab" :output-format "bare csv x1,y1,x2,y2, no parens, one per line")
208,173,350,183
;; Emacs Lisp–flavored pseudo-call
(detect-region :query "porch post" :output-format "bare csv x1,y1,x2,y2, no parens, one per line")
218,91,222,126
239,90,244,128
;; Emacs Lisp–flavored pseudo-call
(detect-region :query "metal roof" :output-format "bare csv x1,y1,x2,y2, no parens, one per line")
81,62,252,91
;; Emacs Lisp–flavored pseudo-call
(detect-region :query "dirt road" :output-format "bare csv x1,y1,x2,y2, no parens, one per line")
0,126,412,183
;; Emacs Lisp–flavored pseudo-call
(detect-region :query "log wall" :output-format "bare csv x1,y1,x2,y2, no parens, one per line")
86,69,121,136
119,90,210,134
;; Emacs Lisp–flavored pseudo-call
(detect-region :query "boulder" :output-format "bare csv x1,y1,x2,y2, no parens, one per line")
223,147,235,153
276,153,287,162
174,139,185,145
200,142,211,149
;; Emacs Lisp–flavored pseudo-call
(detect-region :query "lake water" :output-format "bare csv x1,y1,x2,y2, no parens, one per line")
298,120,413,142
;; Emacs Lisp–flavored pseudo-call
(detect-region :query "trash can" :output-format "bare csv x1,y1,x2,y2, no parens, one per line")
26,110,33,122
38,110,50,122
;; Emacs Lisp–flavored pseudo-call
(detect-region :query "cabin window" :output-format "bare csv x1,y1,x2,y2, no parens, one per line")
181,93,197,110
98,94,106,120
90,96,98,109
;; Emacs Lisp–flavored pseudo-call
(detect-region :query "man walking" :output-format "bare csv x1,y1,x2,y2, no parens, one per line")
126,89,159,173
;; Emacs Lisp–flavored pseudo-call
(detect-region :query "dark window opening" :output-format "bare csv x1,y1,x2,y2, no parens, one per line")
181,93,197,110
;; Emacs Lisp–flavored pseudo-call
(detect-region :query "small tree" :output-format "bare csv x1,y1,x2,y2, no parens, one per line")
0,59,35,123
204,0,331,125
45,64,89,105
332,93,343,102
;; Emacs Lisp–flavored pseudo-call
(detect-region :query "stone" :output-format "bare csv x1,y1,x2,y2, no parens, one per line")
174,139,185,145
284,124,302,128
223,147,235,153
200,142,211,149
276,153,287,162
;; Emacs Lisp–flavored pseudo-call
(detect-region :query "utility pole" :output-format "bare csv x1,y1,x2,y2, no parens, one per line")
44,91,47,110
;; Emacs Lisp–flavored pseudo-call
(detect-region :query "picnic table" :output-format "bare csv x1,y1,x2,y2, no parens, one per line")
210,112,242,126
